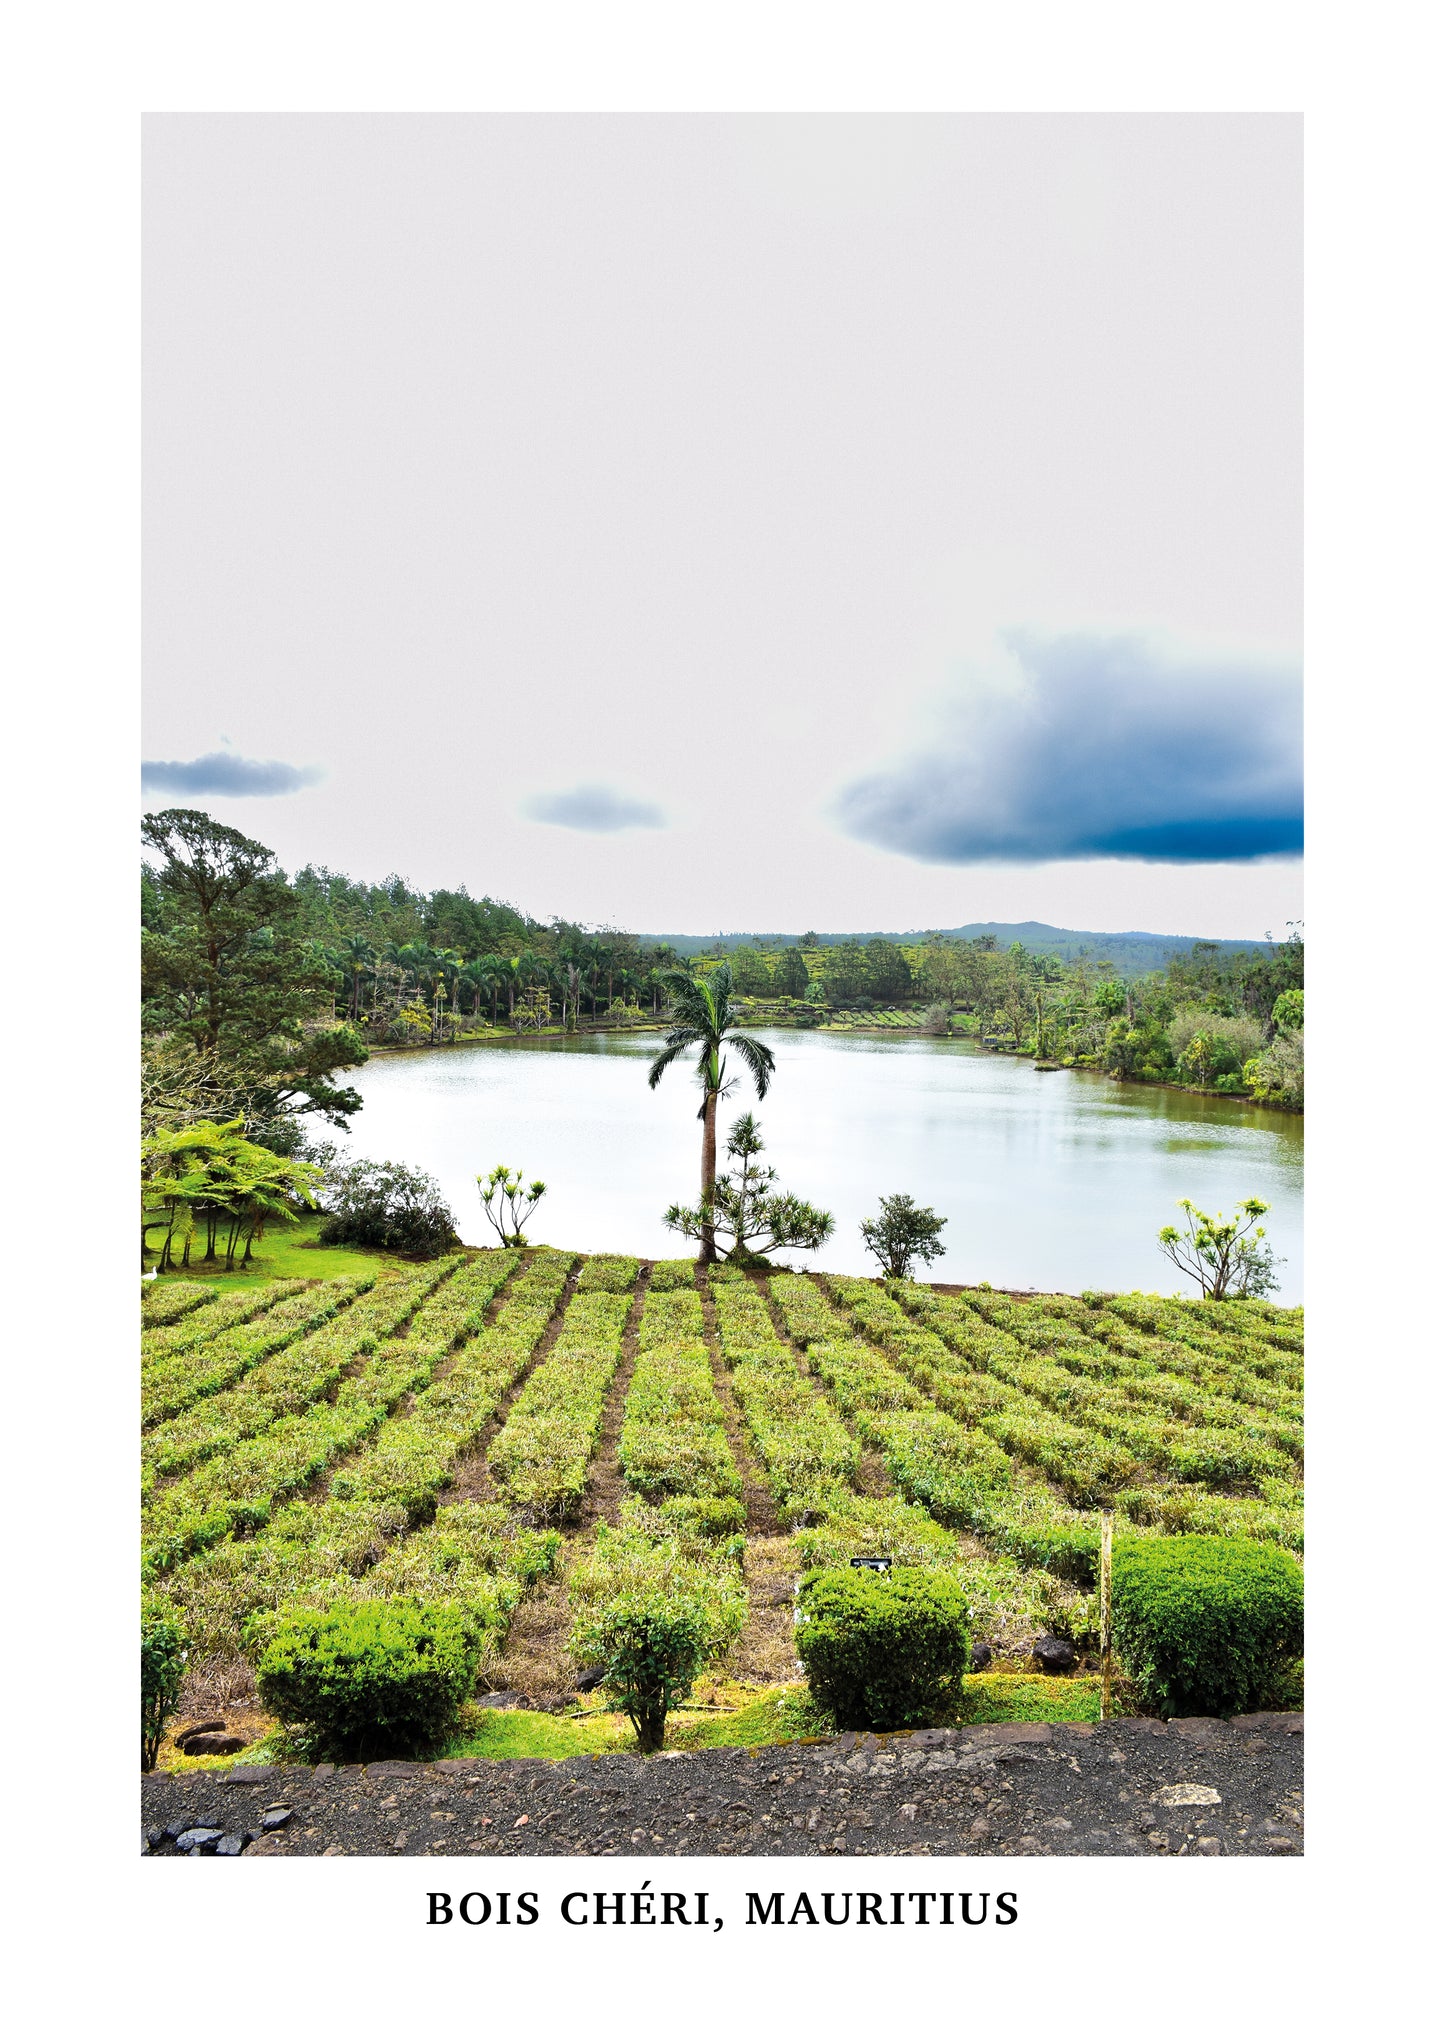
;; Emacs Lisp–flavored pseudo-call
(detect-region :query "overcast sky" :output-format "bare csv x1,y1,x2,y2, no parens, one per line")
143,114,1301,939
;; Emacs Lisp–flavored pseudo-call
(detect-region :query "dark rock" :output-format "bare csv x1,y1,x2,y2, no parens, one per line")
477,1690,526,1710
214,1835,245,1856
180,1733,247,1757
176,1720,226,1742
574,1668,607,1694
197,1811,222,1830
146,1827,164,1849
1033,1634,1078,1674
970,1642,993,1672
174,1828,224,1852
167,1817,198,1840
260,1807,293,1831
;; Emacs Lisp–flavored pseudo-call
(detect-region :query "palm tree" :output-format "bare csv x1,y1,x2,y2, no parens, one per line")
647,961,775,1263
342,934,374,1023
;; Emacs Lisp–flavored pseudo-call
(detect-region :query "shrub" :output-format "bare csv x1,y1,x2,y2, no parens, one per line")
795,1566,971,1731
1111,1536,1304,1717
860,1193,947,1279
318,1159,460,1258
141,1601,189,1770
250,1597,483,1760
572,1590,711,1752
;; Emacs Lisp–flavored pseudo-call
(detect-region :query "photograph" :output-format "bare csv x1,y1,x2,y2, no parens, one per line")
138,111,1304,1870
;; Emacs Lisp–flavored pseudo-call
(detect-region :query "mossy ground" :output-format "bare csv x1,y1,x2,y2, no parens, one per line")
165,1671,1127,1770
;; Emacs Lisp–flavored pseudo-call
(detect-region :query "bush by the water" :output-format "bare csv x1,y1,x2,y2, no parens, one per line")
574,1590,711,1753
795,1566,971,1731
251,1598,482,1760
317,1158,460,1259
142,1601,188,1770
1111,1535,1304,1717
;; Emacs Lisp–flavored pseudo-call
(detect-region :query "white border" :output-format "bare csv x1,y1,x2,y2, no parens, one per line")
6,3,1437,2030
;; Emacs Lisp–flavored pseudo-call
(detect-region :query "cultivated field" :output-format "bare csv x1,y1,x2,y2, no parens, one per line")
141,1253,1303,1712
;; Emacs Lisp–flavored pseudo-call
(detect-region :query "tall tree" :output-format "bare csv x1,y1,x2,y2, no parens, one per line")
647,962,774,1263
141,808,366,1138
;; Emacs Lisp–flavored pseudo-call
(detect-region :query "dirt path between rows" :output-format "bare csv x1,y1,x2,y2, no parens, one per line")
142,1712,1302,1859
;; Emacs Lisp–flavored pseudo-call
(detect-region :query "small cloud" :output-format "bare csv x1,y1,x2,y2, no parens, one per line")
140,752,324,797
522,784,667,833
834,631,1302,864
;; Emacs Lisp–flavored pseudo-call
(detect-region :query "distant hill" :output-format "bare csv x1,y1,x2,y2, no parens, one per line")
640,921,1279,976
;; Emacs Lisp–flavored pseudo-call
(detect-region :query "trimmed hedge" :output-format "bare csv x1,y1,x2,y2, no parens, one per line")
251,1597,482,1760
1111,1535,1304,1717
795,1565,971,1731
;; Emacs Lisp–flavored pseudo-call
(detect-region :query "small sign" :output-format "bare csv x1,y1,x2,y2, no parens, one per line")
849,1556,892,1573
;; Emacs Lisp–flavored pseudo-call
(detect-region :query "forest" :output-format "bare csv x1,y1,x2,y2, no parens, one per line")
141,806,1304,1171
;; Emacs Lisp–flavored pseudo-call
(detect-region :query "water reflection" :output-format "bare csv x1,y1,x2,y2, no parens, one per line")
341,1031,1303,1302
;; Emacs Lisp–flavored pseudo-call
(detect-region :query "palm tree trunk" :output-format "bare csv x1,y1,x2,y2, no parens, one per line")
700,1089,719,1263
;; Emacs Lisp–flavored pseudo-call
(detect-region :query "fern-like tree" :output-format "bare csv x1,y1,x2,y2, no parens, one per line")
647,962,774,1263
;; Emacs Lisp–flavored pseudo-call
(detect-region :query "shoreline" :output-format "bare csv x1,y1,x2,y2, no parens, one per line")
352,1023,1303,1114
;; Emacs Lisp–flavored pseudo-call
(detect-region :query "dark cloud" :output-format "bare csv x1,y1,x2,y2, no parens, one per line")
141,752,324,797
834,632,1302,864
522,784,667,832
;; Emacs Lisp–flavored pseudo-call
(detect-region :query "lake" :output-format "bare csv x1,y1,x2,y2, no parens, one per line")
340,1030,1304,1303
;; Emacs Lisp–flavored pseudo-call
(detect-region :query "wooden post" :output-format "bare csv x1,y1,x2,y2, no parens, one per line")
1099,1510,1114,1720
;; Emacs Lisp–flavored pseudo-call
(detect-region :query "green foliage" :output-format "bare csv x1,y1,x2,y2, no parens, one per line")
571,1508,747,1657
665,1113,833,1264
142,1266,447,1482
142,1601,189,1770
1111,1536,1304,1717
1272,988,1304,1033
476,1164,547,1247
778,947,810,999
796,1567,971,1731
141,807,367,1132
163,1255,558,1654
709,1276,859,1513
251,1597,483,1761
619,1286,742,1503
141,1277,306,1367
1245,1026,1304,1110
141,1280,217,1327
955,1672,1106,1724
572,1591,711,1752
489,1289,630,1519
143,1119,323,1271
319,1158,460,1258
141,1277,368,1428
1102,1016,1175,1081
647,1258,701,1290
1159,1197,1281,1300
860,1193,947,1279
648,961,775,1262
575,1255,641,1293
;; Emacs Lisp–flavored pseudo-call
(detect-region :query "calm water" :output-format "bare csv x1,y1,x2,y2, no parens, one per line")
340,1031,1304,1303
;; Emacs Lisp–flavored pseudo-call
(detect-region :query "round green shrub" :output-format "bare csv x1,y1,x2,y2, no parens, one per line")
1111,1536,1304,1718
250,1598,482,1761
795,1566,971,1731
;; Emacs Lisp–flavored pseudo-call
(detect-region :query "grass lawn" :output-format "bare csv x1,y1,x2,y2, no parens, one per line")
141,1215,400,1293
